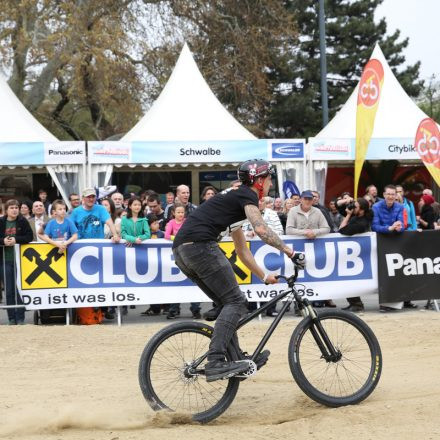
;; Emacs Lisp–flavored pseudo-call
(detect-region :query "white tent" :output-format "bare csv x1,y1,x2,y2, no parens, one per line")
122,43,256,142
91,44,306,196
308,44,436,197
0,74,85,204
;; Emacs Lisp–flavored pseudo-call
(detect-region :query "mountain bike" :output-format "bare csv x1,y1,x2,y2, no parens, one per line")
138,265,382,423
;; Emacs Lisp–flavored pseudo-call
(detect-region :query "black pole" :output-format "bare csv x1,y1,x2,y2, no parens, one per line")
318,0,329,126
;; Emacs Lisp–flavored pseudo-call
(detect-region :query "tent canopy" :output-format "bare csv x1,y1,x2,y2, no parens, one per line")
122,43,256,141
315,44,430,140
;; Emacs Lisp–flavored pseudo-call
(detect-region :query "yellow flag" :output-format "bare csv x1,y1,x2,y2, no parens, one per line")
414,118,440,187
354,59,384,197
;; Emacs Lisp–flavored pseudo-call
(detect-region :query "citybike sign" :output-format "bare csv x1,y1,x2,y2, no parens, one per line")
310,137,420,160
15,234,377,309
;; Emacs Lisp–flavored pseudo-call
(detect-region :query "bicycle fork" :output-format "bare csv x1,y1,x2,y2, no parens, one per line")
300,298,341,363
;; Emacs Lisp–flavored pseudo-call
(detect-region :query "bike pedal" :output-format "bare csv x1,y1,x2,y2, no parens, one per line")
235,359,257,379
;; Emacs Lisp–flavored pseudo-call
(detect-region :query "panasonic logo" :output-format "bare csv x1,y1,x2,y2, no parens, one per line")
48,149,83,155
274,146,301,156
386,253,440,276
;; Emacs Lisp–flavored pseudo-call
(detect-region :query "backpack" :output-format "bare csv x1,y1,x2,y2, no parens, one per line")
76,307,104,325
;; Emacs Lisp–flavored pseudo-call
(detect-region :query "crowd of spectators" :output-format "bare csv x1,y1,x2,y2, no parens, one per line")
0,180,439,324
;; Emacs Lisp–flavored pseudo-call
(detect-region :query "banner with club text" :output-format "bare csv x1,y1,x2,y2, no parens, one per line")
15,234,377,310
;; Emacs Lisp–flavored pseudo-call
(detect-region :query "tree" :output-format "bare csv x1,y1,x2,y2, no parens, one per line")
0,0,159,140
417,75,440,123
266,0,424,139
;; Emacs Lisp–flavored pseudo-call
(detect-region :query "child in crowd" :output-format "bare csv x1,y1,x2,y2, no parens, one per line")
148,214,165,238
121,196,150,246
39,199,78,253
164,203,186,240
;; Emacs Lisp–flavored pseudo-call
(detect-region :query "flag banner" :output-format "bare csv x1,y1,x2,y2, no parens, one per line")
377,230,440,303
354,59,384,197
414,118,440,187
15,234,377,310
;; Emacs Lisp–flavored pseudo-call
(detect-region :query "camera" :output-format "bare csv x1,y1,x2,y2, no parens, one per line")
346,201,355,211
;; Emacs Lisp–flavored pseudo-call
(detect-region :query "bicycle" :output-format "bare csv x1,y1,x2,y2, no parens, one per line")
138,264,382,423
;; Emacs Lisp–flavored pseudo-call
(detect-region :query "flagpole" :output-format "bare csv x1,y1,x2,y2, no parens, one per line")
319,0,329,127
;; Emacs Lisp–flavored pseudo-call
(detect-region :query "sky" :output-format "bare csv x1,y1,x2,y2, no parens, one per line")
375,0,439,81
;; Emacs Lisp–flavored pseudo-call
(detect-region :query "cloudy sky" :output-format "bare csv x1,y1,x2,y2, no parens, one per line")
375,0,439,80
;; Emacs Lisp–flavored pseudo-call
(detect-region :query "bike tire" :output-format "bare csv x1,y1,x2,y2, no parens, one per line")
138,321,240,423
288,310,382,407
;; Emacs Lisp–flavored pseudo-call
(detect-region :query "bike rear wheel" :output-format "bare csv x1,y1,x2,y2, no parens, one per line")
288,310,382,407
138,321,240,423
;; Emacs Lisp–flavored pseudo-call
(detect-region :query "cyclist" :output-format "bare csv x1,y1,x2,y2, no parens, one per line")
172,159,303,382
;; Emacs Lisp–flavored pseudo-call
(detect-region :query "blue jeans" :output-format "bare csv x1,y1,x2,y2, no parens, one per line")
173,241,248,361
4,261,24,323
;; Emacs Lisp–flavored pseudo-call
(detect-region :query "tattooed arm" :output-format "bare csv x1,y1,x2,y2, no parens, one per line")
244,204,294,257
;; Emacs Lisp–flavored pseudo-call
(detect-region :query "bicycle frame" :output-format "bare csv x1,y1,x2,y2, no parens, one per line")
189,270,340,373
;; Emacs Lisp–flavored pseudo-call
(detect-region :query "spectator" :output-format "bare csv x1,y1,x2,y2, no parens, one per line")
291,194,300,206
19,200,32,220
70,188,120,241
339,198,372,312
39,199,78,252
229,179,242,189
121,196,151,246
166,202,201,320
70,188,120,320
395,185,417,231
38,189,50,214
363,194,374,208
365,185,382,204
278,198,294,232
417,194,436,230
165,191,175,206
146,194,166,230
29,200,49,241
328,199,343,231
101,198,116,239
111,192,124,209
312,190,335,232
0,199,33,324
148,214,165,239
286,190,332,308
371,184,406,312
260,197,284,236
165,184,197,221
273,197,283,213
141,215,165,317
123,193,132,209
286,190,331,238
165,203,186,240
336,192,354,216
201,186,218,203
114,208,126,235
68,193,81,215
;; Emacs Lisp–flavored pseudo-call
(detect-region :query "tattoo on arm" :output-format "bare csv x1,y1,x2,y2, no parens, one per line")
244,205,292,255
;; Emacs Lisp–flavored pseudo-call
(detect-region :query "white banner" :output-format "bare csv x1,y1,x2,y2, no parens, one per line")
15,234,377,310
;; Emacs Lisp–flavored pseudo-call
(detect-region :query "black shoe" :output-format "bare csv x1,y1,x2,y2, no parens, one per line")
166,312,177,320
203,306,221,321
104,312,115,320
242,349,270,370
312,301,325,308
192,311,202,319
204,360,250,382
403,301,418,309
342,304,364,313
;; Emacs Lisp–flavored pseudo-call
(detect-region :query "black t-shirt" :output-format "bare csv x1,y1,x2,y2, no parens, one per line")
172,185,258,248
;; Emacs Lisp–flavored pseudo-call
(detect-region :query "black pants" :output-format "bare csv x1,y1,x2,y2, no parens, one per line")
173,242,247,361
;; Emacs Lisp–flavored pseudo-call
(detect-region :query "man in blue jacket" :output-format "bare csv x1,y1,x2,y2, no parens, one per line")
371,184,404,312
395,185,417,231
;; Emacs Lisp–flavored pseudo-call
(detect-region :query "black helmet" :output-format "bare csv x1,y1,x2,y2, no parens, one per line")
237,159,275,185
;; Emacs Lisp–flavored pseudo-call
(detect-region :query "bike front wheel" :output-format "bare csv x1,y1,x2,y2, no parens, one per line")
288,310,382,407
138,321,240,423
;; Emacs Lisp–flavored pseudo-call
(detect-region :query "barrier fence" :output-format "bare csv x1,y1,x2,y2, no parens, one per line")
1,231,439,324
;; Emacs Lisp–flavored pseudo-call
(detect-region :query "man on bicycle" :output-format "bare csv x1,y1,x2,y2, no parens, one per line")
173,159,303,382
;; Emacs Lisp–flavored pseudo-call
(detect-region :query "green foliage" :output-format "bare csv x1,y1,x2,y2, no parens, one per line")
266,0,424,138
417,75,440,123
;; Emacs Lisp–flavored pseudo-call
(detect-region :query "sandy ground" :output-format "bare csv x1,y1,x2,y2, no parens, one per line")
1,310,440,440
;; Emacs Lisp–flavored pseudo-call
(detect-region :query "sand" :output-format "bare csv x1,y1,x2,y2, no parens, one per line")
1,311,440,440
